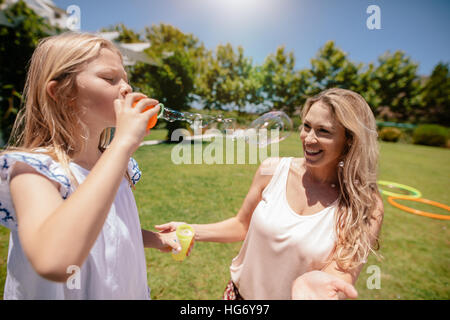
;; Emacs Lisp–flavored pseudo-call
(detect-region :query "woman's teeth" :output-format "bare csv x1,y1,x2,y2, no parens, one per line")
305,149,322,156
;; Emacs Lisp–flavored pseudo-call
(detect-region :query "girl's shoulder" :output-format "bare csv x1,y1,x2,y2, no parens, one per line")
0,150,71,230
1,150,72,199
127,157,141,186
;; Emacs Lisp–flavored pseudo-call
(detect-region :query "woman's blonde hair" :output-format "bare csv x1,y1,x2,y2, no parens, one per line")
301,88,382,271
5,32,131,186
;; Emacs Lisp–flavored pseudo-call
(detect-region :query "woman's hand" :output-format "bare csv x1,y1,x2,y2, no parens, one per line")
155,221,187,233
291,270,358,300
154,222,195,256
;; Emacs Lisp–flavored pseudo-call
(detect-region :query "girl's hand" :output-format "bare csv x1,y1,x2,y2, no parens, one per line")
155,222,195,256
291,271,358,300
156,231,182,253
112,92,160,155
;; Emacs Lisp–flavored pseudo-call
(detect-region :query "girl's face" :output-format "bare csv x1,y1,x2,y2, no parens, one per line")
75,48,131,131
300,101,348,169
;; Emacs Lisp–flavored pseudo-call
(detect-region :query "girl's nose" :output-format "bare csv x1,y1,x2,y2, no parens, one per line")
119,81,132,98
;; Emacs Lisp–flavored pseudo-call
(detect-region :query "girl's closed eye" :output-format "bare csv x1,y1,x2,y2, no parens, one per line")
100,74,115,82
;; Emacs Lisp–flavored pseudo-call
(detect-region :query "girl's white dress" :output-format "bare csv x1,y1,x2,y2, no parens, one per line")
0,152,150,299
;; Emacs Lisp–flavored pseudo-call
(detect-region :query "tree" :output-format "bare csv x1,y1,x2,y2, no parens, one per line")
419,62,450,126
261,46,311,115
371,51,421,122
196,43,261,114
0,0,61,145
352,62,381,115
308,41,361,96
100,23,143,43
144,23,206,77
129,24,200,141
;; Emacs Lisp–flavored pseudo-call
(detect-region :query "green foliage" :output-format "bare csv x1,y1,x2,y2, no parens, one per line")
101,23,143,43
260,46,311,115
0,0,61,145
196,43,261,114
419,62,450,126
372,51,422,122
306,41,381,116
378,127,402,142
309,41,361,95
128,24,202,140
1,7,448,144
412,124,448,147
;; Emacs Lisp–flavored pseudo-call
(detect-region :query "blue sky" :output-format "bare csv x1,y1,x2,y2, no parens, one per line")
53,0,450,75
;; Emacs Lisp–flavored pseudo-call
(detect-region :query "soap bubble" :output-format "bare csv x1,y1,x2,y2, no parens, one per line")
142,101,292,147
210,116,236,134
247,111,293,147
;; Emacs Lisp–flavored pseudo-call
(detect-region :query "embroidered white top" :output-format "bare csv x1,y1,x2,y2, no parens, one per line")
0,152,149,300
230,157,338,300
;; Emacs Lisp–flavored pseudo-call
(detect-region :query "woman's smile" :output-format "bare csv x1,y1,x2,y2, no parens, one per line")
304,148,323,158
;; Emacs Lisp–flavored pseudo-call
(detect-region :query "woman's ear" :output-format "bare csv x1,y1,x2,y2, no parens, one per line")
46,80,58,102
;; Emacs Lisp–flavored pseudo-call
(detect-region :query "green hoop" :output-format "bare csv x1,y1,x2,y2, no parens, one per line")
377,180,422,199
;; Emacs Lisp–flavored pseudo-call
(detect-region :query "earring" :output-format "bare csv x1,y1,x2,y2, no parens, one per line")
338,161,344,168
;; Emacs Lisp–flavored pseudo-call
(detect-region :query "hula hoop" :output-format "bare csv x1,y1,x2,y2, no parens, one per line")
377,180,422,199
388,196,450,221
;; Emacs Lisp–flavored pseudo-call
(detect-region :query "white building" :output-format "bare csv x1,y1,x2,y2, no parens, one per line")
1,0,68,28
96,31,155,66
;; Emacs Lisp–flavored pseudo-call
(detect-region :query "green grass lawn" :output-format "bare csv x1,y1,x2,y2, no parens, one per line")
0,129,449,299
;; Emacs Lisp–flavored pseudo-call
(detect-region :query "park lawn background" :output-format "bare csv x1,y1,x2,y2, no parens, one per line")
0,129,449,299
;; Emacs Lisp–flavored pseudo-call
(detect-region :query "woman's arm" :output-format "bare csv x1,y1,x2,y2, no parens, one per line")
155,158,279,243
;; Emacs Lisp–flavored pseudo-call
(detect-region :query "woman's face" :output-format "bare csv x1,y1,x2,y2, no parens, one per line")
300,101,348,169
74,48,132,132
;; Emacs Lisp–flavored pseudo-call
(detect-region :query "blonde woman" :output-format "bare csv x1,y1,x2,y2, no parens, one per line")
157,88,384,300
0,32,180,299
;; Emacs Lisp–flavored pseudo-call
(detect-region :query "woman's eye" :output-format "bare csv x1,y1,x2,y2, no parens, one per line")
319,129,329,133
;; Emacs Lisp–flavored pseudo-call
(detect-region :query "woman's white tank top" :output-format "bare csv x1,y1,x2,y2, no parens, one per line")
230,157,337,300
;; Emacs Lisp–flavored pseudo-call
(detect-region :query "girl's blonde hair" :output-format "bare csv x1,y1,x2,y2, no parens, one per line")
6,32,131,186
301,88,382,271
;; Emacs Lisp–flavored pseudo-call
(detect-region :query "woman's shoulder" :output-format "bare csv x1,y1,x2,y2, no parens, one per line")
253,157,296,188
258,157,301,175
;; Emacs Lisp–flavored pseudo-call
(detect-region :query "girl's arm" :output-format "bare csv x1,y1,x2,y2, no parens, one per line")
155,158,279,243
141,229,181,252
10,94,159,282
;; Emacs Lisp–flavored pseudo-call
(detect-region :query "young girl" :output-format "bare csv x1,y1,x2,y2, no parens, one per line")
158,88,384,300
0,32,180,299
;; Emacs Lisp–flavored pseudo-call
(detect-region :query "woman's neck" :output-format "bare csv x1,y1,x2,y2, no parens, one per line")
303,160,339,187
